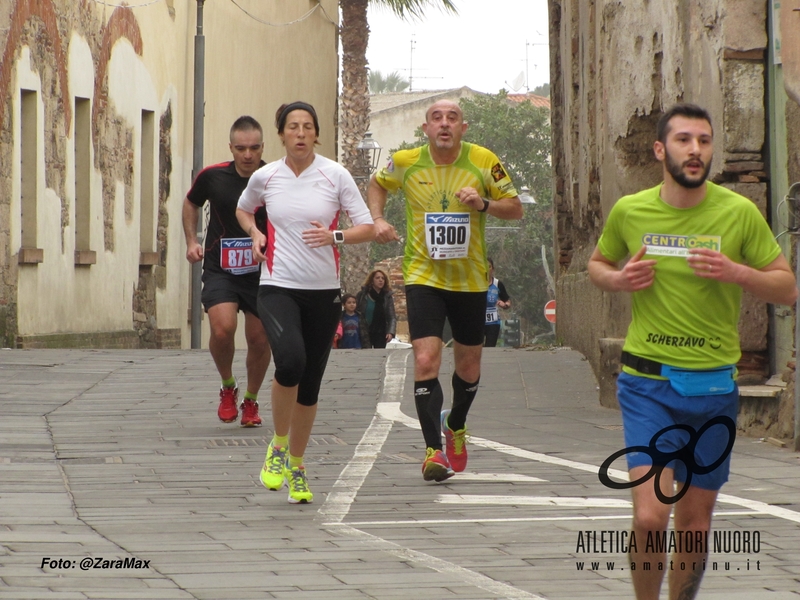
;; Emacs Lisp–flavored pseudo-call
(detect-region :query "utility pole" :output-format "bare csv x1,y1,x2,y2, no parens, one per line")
409,35,415,92
190,0,206,349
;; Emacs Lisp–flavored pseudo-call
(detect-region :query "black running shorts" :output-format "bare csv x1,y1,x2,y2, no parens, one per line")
405,284,486,347
201,270,260,316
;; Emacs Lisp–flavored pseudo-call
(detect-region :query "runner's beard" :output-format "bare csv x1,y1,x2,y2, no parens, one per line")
665,149,712,189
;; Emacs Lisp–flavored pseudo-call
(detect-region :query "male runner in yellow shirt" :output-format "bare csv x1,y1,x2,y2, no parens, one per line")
368,100,522,481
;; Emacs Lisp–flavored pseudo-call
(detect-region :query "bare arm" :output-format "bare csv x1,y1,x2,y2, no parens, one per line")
687,249,798,306
588,245,657,293
301,221,375,248
182,198,203,264
455,187,523,220
367,175,400,243
236,207,267,263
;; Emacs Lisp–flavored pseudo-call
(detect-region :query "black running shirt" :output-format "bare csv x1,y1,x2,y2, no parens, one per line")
186,161,267,277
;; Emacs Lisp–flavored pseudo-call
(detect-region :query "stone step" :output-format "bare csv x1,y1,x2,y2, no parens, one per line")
739,384,782,399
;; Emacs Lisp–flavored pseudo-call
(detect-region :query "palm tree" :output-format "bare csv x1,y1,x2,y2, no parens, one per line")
369,70,411,94
339,0,457,294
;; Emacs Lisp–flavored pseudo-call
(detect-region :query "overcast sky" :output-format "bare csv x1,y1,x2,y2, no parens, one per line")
365,0,550,95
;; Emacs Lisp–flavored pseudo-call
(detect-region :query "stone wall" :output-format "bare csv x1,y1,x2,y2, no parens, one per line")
549,0,797,429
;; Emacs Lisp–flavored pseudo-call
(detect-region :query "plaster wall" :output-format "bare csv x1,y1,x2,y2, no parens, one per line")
0,0,339,347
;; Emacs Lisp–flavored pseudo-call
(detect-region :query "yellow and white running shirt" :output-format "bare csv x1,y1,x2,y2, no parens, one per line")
375,142,517,292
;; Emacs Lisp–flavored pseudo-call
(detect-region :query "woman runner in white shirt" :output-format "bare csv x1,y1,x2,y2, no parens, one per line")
237,101,374,504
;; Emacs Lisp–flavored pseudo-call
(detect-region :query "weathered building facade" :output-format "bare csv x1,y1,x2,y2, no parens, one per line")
0,0,339,349
550,0,800,439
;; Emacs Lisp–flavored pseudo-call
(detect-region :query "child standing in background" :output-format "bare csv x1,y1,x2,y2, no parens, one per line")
339,294,362,349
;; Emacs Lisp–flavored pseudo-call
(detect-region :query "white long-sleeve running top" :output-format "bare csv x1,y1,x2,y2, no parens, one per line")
238,154,373,290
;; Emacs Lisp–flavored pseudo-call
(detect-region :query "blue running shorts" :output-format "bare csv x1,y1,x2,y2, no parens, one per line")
616,371,739,491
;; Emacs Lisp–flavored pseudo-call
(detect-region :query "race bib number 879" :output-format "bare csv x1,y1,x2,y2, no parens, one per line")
220,237,259,275
425,212,471,260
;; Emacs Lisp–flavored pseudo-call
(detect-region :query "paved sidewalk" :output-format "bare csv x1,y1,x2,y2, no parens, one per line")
0,347,798,599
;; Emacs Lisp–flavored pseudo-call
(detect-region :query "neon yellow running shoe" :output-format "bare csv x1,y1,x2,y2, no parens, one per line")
260,443,288,491
286,465,313,504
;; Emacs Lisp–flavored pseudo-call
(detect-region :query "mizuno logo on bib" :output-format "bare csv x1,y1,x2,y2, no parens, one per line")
425,212,470,260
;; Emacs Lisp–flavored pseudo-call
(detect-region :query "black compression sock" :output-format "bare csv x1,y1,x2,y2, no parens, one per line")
448,372,480,431
414,378,444,450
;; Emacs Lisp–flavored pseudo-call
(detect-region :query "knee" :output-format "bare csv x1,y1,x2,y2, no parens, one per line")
245,328,269,353
457,363,480,383
415,352,439,378
673,510,713,533
209,320,235,342
274,350,306,388
632,505,671,535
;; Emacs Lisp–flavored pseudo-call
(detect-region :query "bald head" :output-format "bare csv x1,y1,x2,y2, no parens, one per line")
426,100,463,123
422,99,468,161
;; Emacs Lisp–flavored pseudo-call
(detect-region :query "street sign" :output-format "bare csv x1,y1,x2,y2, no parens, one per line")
544,299,556,323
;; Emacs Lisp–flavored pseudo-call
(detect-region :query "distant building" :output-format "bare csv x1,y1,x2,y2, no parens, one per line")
364,88,551,160
366,87,483,157
507,93,551,110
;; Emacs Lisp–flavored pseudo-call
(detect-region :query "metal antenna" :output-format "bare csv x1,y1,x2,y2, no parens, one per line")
409,35,415,92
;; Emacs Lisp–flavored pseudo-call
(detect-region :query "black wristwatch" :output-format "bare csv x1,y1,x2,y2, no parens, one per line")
478,199,490,213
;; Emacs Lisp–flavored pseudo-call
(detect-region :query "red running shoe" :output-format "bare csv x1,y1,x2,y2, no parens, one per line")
217,385,238,423
240,398,262,427
422,448,454,482
441,409,468,472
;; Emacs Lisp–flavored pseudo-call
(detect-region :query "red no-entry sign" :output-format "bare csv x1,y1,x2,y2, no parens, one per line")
544,299,556,323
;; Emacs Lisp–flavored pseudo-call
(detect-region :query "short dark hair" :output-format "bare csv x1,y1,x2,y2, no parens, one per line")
275,101,320,137
230,115,262,142
342,293,356,305
656,103,713,143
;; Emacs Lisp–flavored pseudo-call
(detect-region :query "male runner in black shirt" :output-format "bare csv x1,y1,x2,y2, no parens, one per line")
182,116,271,426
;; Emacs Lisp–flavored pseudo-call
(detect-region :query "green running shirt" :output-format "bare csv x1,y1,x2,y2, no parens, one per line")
597,182,782,371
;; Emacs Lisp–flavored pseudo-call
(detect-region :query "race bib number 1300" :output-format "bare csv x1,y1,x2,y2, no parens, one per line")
220,237,259,275
425,213,471,260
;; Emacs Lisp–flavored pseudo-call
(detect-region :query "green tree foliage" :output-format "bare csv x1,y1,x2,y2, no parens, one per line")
531,82,550,97
461,92,553,336
370,91,553,339
369,70,410,93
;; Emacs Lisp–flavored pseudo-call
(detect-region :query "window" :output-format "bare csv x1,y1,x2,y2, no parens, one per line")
74,97,95,265
139,109,158,265
19,89,41,264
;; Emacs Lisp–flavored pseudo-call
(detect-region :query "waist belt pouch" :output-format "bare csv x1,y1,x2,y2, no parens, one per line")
661,365,736,397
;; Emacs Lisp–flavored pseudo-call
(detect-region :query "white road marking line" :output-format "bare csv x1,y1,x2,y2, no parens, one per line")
716,493,800,524
320,351,547,600
316,353,406,525
378,379,800,525
454,472,547,482
320,349,800,600
327,523,547,600
437,494,631,508
344,511,761,528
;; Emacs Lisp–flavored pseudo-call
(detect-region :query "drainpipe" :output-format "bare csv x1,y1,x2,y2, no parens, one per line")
791,182,800,452
190,0,205,349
